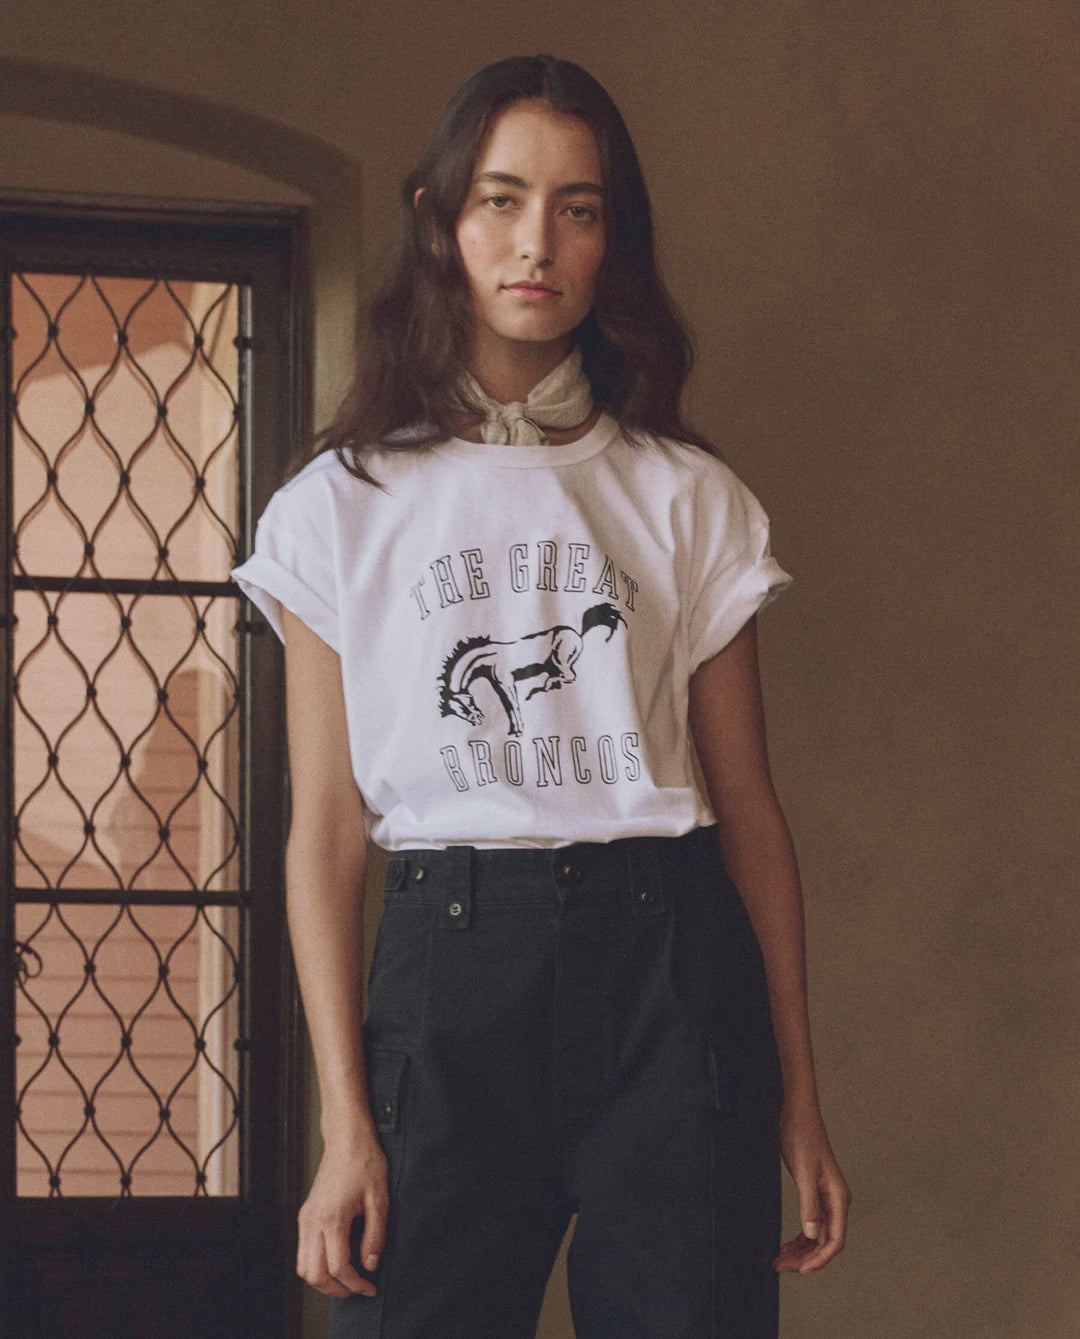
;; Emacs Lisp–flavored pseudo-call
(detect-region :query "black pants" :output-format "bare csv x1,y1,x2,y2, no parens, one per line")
330,826,782,1339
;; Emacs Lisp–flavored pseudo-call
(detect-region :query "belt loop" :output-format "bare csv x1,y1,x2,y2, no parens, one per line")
629,836,665,916
440,846,474,930
385,857,406,893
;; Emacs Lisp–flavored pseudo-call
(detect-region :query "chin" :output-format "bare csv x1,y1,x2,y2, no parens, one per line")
485,327,561,350
508,314,582,340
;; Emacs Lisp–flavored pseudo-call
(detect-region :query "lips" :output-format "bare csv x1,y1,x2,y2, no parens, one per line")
502,282,560,295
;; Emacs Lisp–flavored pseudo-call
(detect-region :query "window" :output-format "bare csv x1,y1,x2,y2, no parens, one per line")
2,201,305,1337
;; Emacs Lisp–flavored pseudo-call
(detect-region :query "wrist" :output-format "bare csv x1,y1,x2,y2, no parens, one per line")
320,1111,380,1149
779,1075,821,1114
319,1091,379,1146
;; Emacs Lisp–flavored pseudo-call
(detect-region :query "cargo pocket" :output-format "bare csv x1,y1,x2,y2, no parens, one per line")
707,1030,783,1125
346,1048,410,1286
368,1048,409,1174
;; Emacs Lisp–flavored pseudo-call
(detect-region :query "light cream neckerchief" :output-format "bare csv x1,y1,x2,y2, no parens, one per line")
459,346,593,445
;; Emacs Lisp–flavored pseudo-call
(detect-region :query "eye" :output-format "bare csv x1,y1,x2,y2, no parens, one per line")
482,194,514,210
565,204,600,223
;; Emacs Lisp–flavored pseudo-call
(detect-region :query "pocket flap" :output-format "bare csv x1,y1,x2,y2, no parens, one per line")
368,1049,409,1134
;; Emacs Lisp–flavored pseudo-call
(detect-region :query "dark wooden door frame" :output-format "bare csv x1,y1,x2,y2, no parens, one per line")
0,193,309,1338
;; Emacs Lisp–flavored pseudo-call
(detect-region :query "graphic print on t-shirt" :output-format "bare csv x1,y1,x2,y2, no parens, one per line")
405,537,646,795
438,601,627,737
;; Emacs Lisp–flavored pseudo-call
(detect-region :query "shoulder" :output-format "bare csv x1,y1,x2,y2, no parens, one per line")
262,445,403,525
611,429,777,566
260,449,340,514
257,440,454,558
275,447,354,503
609,427,758,510
253,451,363,557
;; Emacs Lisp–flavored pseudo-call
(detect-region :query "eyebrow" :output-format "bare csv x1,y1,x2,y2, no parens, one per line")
473,170,605,197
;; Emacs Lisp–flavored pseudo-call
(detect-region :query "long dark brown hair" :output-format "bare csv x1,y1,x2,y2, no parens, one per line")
300,54,712,485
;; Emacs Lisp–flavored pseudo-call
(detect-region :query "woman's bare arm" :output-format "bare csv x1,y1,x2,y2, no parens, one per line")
688,615,851,1273
282,605,387,1299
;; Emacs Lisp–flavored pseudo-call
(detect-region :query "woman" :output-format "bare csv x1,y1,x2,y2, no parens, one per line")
232,53,850,1339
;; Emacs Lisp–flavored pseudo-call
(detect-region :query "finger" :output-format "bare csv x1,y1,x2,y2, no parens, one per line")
325,1225,376,1297
797,1213,840,1272
774,1231,808,1259
297,1228,351,1298
772,1231,814,1272
798,1178,849,1273
773,1251,806,1272
359,1185,389,1274
295,1220,324,1288
797,1173,824,1244
772,1228,812,1268
798,1233,841,1272
317,1277,353,1299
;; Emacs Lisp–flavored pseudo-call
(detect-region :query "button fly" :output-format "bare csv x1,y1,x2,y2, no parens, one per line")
447,900,463,917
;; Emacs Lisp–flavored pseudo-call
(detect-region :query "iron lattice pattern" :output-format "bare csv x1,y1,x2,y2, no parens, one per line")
15,901,240,1196
8,272,248,1196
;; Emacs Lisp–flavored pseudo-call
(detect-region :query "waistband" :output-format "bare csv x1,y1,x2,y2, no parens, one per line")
383,826,723,930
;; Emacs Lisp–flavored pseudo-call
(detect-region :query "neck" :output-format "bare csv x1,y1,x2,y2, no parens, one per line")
454,338,596,445
465,337,573,404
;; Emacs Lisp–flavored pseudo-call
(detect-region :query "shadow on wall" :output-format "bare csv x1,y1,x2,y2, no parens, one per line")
0,55,358,202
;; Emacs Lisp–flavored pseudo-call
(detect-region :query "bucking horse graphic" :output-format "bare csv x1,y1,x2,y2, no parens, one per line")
438,602,627,737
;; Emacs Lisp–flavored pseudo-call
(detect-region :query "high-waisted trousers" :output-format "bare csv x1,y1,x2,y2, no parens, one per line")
330,825,782,1339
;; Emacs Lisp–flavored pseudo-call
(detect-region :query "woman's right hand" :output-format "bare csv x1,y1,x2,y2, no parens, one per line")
281,608,385,1298
296,1129,390,1298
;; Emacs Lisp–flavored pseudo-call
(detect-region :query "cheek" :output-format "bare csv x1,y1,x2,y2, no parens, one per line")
572,240,607,298
456,221,499,284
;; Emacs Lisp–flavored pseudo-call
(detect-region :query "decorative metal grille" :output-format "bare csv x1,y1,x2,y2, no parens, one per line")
7,271,249,1197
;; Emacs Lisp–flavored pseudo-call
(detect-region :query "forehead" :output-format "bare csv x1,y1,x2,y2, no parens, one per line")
472,99,603,184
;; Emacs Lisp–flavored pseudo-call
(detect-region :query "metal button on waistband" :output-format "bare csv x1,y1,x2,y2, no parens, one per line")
561,863,572,877
639,890,654,904
447,900,463,917
413,868,426,882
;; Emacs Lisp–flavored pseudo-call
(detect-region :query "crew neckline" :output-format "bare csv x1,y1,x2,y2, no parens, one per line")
438,411,621,469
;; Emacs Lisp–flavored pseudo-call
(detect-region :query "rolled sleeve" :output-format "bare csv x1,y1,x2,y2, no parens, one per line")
230,476,340,653
686,461,792,672
687,526,792,671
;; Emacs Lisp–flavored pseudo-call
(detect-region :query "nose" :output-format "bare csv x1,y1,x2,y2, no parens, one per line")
517,201,555,268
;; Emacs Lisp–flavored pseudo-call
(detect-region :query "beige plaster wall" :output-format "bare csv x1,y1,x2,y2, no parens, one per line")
1,2,1076,1336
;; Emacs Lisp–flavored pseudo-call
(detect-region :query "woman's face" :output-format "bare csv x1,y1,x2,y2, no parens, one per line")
454,99,606,378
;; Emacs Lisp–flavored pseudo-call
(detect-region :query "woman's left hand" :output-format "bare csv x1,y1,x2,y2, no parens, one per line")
773,1097,852,1274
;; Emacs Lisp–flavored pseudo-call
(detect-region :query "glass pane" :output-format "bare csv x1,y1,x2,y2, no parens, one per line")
13,590,240,894
15,902,240,1196
11,274,240,583
8,268,248,1197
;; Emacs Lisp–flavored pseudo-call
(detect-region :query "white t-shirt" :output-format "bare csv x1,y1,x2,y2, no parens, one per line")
230,412,791,850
